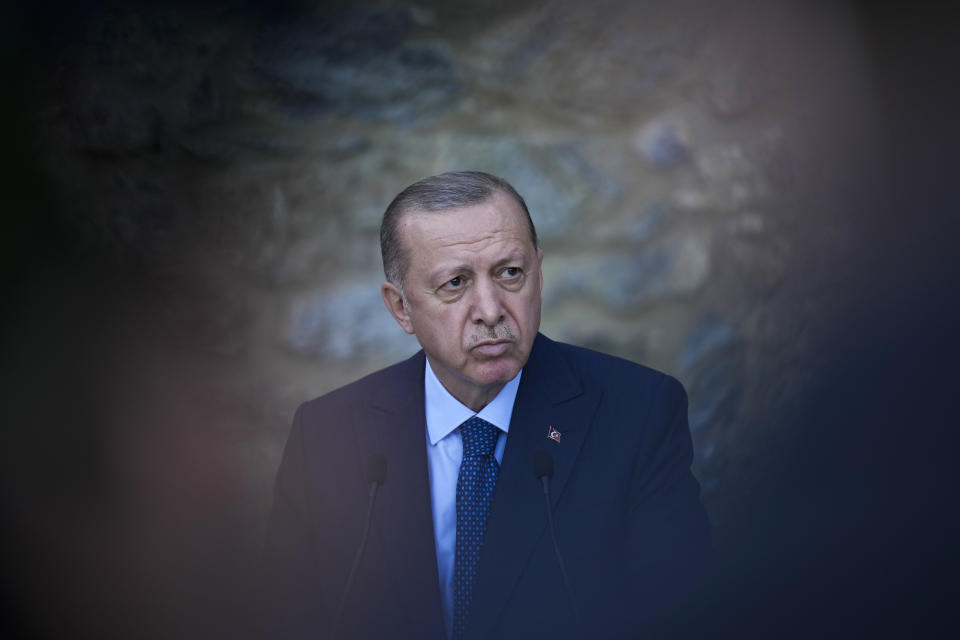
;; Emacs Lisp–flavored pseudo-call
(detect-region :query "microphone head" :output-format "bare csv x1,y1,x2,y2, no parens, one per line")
366,454,387,486
532,449,554,480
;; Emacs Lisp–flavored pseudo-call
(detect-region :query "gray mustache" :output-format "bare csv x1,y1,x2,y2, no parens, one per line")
467,325,516,345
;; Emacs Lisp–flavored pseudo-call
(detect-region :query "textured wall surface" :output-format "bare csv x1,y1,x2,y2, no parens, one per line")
4,1,958,638
24,0,880,511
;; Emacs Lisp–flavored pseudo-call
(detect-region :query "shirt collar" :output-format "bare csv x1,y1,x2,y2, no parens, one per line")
424,358,522,446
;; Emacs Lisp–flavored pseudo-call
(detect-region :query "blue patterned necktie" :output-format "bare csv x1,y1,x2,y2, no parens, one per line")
452,416,500,640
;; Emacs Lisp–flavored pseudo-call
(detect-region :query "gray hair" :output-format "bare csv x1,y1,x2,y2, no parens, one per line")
380,171,539,288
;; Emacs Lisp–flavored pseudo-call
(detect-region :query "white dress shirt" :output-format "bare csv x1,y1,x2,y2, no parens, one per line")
424,359,522,640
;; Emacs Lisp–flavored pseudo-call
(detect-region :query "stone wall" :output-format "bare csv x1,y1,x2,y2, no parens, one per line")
29,0,879,504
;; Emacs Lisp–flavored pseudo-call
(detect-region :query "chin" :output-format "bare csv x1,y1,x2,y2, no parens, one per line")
469,359,522,388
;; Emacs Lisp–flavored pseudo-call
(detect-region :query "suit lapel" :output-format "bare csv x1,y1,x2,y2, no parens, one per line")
467,334,601,639
354,351,446,639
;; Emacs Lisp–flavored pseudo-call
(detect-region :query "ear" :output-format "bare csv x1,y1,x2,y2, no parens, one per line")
381,282,415,334
536,248,544,294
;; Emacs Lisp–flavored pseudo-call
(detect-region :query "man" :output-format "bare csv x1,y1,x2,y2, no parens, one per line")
261,172,710,639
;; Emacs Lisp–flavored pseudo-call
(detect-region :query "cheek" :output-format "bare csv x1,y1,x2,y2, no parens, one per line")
512,295,541,327
417,307,465,342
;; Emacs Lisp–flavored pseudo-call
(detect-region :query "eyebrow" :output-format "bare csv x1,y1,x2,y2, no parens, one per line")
492,250,527,267
428,263,475,284
435,251,529,281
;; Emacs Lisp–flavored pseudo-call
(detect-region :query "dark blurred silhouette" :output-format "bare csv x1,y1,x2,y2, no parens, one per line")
696,3,960,635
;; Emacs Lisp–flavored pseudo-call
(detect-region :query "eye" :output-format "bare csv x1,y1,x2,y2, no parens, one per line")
436,274,471,298
443,276,464,289
501,267,521,279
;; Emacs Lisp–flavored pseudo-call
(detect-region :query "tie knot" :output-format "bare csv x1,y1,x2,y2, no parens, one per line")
460,416,499,458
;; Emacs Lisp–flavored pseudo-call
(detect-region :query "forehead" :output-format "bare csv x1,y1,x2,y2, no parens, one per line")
399,192,533,253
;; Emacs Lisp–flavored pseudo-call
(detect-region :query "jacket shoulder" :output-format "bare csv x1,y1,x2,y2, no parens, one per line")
548,338,684,397
296,350,424,426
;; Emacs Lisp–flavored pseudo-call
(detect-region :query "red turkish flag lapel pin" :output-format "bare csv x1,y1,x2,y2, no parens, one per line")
547,426,562,443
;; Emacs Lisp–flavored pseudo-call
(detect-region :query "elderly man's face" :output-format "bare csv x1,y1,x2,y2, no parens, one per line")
381,192,543,411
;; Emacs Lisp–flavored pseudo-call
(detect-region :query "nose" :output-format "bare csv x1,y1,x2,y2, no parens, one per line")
470,277,505,327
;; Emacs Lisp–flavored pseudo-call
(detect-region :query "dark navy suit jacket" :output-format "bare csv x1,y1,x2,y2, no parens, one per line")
261,333,710,639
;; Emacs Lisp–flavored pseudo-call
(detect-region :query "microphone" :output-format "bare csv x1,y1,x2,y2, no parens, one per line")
366,453,387,489
332,454,387,638
532,450,580,625
533,449,554,482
